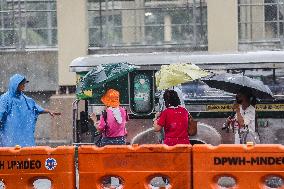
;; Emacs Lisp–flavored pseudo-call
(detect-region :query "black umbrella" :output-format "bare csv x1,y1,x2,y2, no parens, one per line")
202,73,274,99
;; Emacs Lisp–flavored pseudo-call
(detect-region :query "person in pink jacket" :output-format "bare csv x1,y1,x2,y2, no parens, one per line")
91,89,128,146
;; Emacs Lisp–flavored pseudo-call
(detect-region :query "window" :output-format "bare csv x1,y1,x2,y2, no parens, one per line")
238,0,284,49
0,0,57,49
130,71,154,115
88,0,207,48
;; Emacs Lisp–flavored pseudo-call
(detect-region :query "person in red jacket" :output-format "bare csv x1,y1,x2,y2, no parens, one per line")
153,90,190,146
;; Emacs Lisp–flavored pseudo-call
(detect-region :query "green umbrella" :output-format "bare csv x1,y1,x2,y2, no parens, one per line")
81,62,139,91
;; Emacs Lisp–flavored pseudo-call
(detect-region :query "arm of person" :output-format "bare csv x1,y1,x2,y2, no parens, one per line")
153,111,165,132
234,104,256,128
34,102,60,117
236,108,245,127
153,119,162,132
233,104,245,127
125,109,129,122
42,109,60,117
242,107,255,128
226,115,233,125
90,113,105,132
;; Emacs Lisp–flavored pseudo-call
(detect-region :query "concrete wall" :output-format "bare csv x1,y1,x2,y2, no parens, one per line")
57,0,89,86
28,92,54,145
0,50,58,92
37,95,79,146
207,0,238,52
32,94,85,146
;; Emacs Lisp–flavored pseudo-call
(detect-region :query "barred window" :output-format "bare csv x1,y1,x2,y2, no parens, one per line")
88,0,207,48
0,0,57,49
239,0,284,49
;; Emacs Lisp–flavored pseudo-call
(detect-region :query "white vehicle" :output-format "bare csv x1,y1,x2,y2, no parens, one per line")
70,51,284,145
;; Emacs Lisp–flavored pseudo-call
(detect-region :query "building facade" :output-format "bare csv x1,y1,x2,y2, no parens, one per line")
1,0,283,87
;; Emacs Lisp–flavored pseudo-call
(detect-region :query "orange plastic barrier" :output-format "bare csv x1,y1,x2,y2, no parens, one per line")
0,146,75,189
78,144,192,189
193,144,284,189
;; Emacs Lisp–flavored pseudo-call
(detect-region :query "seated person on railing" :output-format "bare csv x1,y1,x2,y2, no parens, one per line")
91,89,128,146
225,87,260,144
153,90,190,146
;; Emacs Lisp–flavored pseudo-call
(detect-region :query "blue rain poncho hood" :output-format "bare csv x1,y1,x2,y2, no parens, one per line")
0,74,45,147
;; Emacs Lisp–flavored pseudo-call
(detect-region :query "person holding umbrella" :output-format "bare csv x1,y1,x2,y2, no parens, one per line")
202,73,274,144
226,87,260,144
155,63,209,143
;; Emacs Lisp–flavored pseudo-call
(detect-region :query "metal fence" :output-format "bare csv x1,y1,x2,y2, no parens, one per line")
0,0,57,49
239,0,284,49
88,0,207,49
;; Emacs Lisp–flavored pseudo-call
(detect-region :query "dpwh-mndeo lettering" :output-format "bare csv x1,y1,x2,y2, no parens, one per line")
0,160,41,170
214,157,284,166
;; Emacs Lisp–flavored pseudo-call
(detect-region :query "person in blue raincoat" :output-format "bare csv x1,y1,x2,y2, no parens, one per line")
0,74,58,147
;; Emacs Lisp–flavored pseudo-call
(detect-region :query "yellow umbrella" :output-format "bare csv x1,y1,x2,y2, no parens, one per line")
155,63,209,90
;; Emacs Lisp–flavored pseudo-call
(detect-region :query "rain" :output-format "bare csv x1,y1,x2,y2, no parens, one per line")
0,0,284,188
